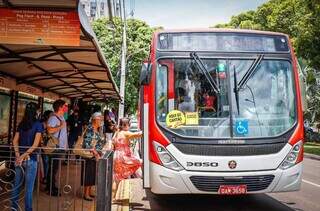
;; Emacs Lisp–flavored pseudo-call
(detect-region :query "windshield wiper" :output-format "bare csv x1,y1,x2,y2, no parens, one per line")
237,54,264,91
233,65,240,115
190,52,220,94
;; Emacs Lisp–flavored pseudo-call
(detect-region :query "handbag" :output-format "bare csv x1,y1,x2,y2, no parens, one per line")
73,127,94,159
43,132,60,154
43,115,62,154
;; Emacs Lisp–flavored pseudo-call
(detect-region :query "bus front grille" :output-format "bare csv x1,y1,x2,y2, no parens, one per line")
173,143,286,156
190,175,275,192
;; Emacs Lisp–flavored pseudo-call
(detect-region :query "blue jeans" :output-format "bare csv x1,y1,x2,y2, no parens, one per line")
12,159,38,211
41,154,49,180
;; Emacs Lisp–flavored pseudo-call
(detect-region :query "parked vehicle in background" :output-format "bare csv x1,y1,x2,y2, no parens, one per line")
129,118,139,132
304,125,320,143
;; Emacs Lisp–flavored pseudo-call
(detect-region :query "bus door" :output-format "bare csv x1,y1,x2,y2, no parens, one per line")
139,61,153,188
158,60,175,112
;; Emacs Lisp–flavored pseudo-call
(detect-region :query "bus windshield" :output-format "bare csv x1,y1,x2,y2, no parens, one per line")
155,58,296,138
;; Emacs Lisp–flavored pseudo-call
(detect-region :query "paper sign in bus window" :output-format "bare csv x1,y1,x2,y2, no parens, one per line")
185,112,199,125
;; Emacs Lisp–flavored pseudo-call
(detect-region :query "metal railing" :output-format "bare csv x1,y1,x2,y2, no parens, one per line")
96,151,113,211
0,145,113,211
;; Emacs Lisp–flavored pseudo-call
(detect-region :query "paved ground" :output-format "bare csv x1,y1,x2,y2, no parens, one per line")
128,157,320,211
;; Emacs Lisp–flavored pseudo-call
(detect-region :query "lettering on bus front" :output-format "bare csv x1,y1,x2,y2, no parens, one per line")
187,162,219,167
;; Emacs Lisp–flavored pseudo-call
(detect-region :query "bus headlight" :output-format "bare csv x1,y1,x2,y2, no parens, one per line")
280,141,303,170
153,142,184,171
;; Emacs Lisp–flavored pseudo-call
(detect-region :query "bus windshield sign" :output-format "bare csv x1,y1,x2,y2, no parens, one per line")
158,32,289,52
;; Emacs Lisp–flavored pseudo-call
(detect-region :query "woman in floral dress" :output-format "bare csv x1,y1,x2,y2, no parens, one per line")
112,118,142,199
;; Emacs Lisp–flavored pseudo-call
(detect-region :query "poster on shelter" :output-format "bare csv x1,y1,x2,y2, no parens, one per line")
0,94,10,144
0,8,80,46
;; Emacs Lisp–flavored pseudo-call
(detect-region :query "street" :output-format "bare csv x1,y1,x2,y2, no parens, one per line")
129,157,320,211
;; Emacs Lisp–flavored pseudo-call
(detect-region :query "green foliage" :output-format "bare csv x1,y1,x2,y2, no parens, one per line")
92,18,154,115
303,66,320,126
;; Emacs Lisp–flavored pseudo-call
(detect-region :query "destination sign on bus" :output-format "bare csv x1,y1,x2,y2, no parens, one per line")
158,32,289,52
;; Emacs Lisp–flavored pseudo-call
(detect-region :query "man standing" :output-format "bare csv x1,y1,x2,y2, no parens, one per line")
67,110,82,149
46,99,68,196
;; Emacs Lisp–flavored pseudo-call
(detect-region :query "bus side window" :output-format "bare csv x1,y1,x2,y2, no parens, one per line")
156,64,168,122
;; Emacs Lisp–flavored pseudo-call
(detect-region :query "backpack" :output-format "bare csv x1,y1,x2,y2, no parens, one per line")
43,115,62,154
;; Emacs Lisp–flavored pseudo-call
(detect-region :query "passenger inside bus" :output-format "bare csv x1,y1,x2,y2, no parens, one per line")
175,71,218,117
178,96,195,112
201,91,217,116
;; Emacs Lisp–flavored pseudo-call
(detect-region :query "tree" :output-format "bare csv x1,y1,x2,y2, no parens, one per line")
294,0,320,70
303,66,320,129
92,17,155,115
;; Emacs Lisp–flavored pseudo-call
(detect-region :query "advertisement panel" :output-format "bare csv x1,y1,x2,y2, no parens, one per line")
0,8,80,46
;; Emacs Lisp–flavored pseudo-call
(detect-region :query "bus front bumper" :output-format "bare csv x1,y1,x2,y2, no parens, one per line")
149,161,302,194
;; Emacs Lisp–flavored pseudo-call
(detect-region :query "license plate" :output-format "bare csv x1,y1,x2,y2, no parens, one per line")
218,185,247,195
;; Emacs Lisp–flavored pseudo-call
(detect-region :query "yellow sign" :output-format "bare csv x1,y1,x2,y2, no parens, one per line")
185,112,199,125
166,110,185,128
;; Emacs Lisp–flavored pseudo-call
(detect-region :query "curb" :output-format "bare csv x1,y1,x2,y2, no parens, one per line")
304,153,320,161
112,179,131,211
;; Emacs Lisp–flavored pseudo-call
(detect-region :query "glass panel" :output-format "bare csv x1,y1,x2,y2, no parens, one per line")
156,58,231,138
0,91,10,144
155,59,296,139
43,102,53,111
17,92,38,128
231,60,296,137
44,98,54,111
156,64,168,122
159,33,289,52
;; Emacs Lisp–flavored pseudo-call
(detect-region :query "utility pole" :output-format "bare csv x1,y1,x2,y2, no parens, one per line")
118,0,127,120
114,0,121,17
95,0,101,20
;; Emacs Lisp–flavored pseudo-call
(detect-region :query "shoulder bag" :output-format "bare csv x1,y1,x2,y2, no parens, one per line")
73,127,94,159
43,115,62,154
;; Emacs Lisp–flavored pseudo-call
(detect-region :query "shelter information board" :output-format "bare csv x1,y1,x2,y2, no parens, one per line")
0,8,80,46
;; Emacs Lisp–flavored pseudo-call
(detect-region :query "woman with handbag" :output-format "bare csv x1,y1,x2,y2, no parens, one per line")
112,118,142,201
12,102,43,211
80,112,106,201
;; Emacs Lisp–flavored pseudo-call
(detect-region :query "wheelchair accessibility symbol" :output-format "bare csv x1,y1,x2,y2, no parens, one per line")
235,120,248,135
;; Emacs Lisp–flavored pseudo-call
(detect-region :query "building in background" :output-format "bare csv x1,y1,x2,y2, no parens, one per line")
80,0,121,21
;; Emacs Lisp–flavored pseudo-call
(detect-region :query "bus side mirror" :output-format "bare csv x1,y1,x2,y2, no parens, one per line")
140,62,152,85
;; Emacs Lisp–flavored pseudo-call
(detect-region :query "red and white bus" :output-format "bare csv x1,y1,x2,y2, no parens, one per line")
139,29,304,195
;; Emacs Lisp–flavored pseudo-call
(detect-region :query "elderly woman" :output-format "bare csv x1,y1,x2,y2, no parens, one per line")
81,112,106,201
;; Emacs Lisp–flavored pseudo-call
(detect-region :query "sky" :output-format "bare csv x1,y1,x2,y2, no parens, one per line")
129,0,269,29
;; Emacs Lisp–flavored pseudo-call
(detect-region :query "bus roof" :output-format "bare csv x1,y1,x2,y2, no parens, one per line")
154,28,288,37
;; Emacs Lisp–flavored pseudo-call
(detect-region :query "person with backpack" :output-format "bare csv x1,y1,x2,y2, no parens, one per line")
12,102,44,211
45,99,68,196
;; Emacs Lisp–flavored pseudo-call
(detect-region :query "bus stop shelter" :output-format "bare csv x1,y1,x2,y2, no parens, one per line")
0,0,120,143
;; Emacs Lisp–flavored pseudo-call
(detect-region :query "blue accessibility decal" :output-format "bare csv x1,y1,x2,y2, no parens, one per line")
235,119,248,135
